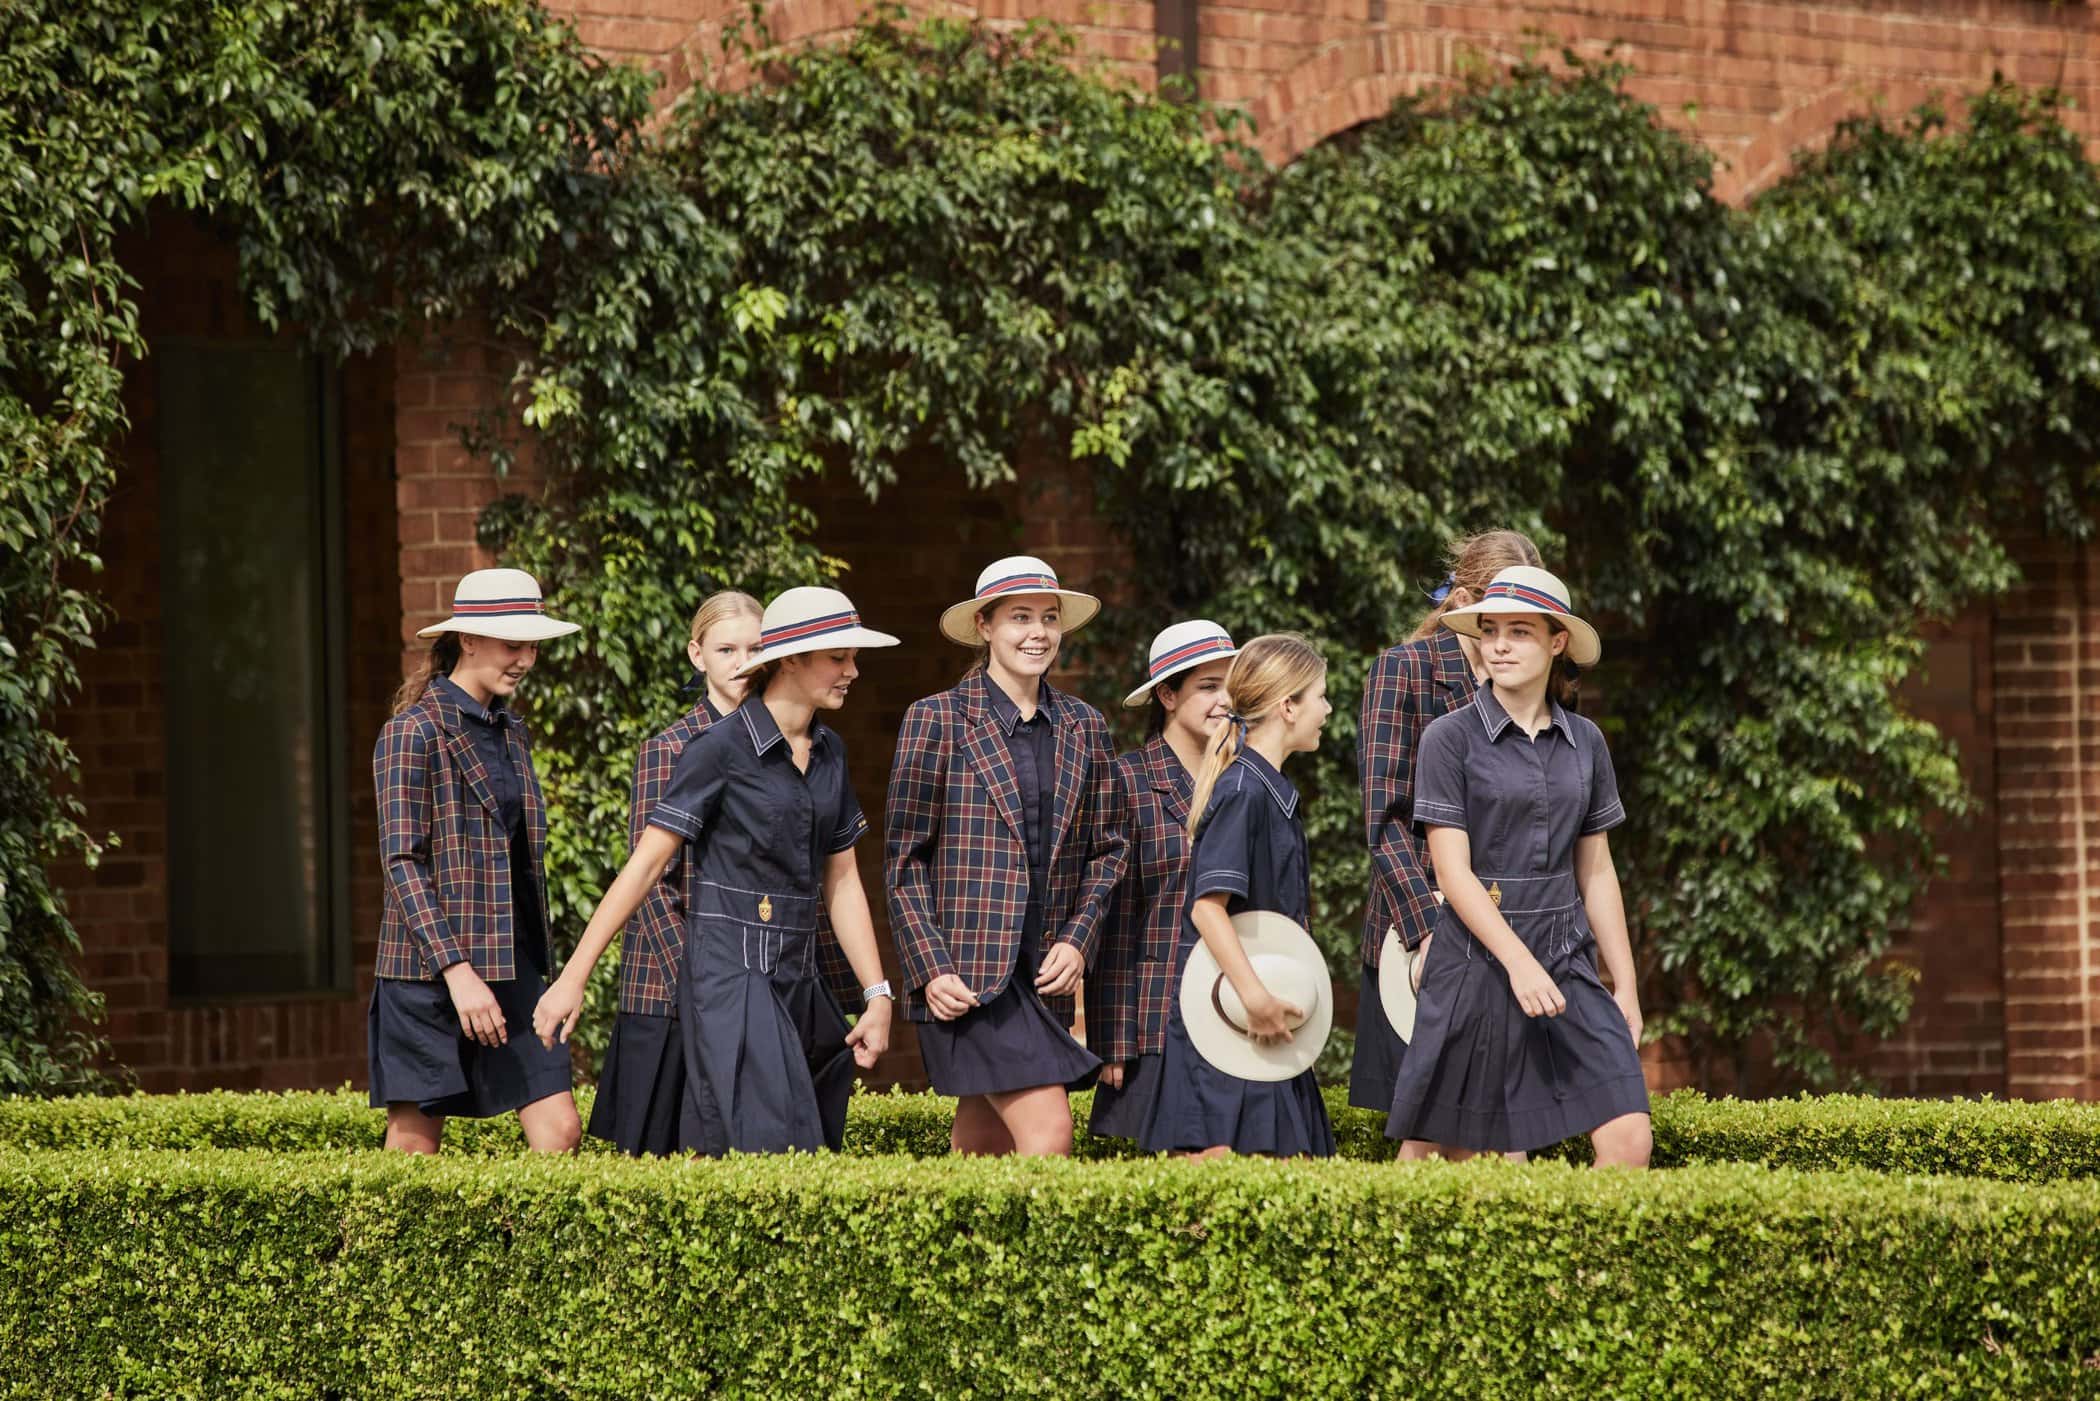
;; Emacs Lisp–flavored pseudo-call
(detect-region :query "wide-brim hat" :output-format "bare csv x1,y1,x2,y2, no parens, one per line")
732,586,900,678
1121,619,1240,709
1178,910,1333,1082
416,568,581,642
938,555,1101,646
1376,925,1432,1044
1438,565,1601,667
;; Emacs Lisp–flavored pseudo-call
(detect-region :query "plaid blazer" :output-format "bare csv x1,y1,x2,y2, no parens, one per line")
374,683,550,982
1359,629,1473,964
620,702,714,1016
1085,736,1191,1063
884,671,1127,1024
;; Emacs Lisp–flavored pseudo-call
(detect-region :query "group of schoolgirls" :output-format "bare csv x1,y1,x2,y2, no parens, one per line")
367,532,1650,1168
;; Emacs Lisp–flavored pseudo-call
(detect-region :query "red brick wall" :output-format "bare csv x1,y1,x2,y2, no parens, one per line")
52,213,397,1092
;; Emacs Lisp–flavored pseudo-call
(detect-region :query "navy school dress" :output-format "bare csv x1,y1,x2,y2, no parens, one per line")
1138,749,1335,1157
1086,736,1193,1139
588,696,720,1157
368,677,573,1117
1385,682,1650,1152
914,683,1101,1098
646,701,865,1155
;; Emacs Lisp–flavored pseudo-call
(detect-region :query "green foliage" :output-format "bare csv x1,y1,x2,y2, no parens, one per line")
8,1085,2100,1182
4,1146,2100,1397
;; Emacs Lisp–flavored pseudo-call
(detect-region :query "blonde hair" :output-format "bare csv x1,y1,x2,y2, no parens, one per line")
390,634,461,716
690,589,762,646
1186,633,1327,837
1411,530,1542,641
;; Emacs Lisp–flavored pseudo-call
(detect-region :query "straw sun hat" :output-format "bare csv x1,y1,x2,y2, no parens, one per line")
938,556,1101,646
416,568,581,643
732,587,901,679
1120,620,1240,710
1178,911,1334,1082
1437,565,1601,667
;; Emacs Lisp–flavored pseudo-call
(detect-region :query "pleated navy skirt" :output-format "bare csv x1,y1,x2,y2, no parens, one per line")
1086,1052,1164,1140
1348,962,1407,1111
587,1010,686,1156
1386,919,1649,1153
1138,999,1334,1158
367,972,573,1118
917,938,1100,1098
678,924,856,1156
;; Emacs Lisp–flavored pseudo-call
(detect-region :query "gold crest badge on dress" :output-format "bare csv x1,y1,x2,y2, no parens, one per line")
758,894,773,924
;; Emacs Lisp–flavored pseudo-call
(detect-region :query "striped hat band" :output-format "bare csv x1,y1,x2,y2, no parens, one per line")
1481,581,1569,612
452,597,546,618
1149,634,1235,680
762,609,862,648
978,572,1061,598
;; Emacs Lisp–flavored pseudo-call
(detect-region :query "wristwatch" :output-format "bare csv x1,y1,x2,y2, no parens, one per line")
861,980,893,1006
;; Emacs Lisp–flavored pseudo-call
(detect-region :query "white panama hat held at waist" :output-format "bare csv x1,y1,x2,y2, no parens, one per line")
416,568,582,643
733,586,900,678
939,555,1101,646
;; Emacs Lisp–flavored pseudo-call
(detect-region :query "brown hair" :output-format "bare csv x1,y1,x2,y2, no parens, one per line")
1410,530,1543,641
690,589,762,646
390,633,462,716
1186,633,1326,837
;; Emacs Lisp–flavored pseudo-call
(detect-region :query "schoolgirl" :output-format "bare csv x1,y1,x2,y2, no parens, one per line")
369,568,583,1154
1138,633,1337,1159
1085,620,1239,1140
1353,530,1541,1121
585,590,762,1156
1384,567,1651,1166
536,587,899,1155
885,556,1127,1157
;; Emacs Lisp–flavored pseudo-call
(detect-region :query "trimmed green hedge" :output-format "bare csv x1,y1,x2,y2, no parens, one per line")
4,1087,2099,1180
2,1148,2096,1398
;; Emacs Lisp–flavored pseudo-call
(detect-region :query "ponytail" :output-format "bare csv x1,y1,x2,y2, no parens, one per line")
1411,529,1543,641
1186,633,1326,838
390,634,461,716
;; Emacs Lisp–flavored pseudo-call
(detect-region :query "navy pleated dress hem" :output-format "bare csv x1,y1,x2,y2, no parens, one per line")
587,1010,687,1156
1139,1008,1333,1157
1347,961,1406,1112
366,971,573,1118
1086,1052,1164,1139
918,939,1101,1098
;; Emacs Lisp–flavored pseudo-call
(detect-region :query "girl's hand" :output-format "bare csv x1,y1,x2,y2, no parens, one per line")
1034,942,1085,997
533,976,586,1050
925,973,980,1021
442,963,506,1046
1241,987,1302,1044
1099,1062,1127,1090
1409,932,1433,993
1615,988,1644,1045
1507,960,1566,1019
846,997,893,1069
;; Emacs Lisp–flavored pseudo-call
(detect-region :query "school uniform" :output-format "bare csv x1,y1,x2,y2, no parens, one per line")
647,701,866,1155
367,677,573,1117
1138,749,1335,1157
1351,629,1474,1109
1385,683,1649,1152
1085,736,1194,1139
586,696,719,1157
884,670,1125,1096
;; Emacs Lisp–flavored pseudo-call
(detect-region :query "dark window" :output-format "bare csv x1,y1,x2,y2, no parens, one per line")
159,343,349,998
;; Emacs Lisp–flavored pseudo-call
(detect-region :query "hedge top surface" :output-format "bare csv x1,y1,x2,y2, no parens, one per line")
3,1086,2099,1181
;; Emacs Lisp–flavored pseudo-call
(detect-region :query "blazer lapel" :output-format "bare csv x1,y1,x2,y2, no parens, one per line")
1433,629,1474,713
1147,736,1191,827
960,679,1028,842
432,691,504,820
1045,689,1087,859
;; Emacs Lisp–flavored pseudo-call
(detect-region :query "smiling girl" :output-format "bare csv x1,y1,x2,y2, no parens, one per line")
369,569,584,1154
1383,567,1651,1165
886,556,1127,1157
1086,621,1240,1141
536,587,900,1155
